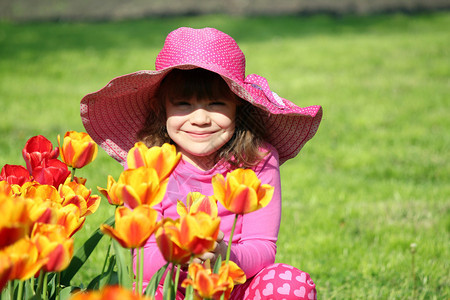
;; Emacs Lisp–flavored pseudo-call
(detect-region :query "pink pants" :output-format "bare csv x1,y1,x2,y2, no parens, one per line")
154,263,317,299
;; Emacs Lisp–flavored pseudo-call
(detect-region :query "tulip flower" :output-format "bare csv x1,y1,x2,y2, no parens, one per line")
97,175,123,206
31,223,74,272
58,131,98,169
22,135,59,174
21,182,62,204
0,181,14,197
0,194,33,249
60,181,101,217
32,158,71,188
0,252,13,292
127,142,181,181
56,204,86,238
113,167,168,209
0,164,32,186
101,205,158,249
177,192,218,218
179,212,220,256
28,198,59,226
4,238,47,281
182,261,245,300
155,218,192,265
211,168,274,215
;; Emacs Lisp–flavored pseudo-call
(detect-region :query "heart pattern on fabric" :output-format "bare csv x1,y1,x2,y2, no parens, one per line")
253,289,262,300
308,290,316,300
279,270,292,281
262,283,273,296
296,272,307,283
263,270,275,281
251,276,260,290
294,286,306,297
277,283,290,295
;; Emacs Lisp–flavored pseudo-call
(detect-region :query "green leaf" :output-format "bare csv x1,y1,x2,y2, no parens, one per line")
60,216,115,286
145,262,169,297
162,267,175,300
213,254,222,274
111,240,133,290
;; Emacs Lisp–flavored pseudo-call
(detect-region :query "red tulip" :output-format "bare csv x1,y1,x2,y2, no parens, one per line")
32,158,71,188
0,164,32,186
22,135,59,173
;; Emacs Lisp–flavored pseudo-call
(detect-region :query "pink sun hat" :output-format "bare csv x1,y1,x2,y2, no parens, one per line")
80,27,323,166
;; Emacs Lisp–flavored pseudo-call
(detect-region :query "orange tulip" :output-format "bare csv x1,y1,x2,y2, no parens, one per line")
0,194,33,249
211,169,274,215
28,198,59,225
0,252,13,291
32,223,74,272
60,181,101,216
58,131,98,169
113,167,168,209
69,285,152,300
127,142,181,181
155,218,192,265
182,261,245,300
97,175,123,206
0,181,13,197
101,205,158,249
21,182,63,204
56,204,86,238
177,192,218,218
179,212,220,256
4,238,47,281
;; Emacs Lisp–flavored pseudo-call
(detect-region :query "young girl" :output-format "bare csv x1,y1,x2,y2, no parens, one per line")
81,27,322,299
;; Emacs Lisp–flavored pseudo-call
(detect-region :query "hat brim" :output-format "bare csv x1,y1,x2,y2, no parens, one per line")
80,64,322,166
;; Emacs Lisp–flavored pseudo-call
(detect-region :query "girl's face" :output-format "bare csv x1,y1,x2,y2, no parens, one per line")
165,96,236,170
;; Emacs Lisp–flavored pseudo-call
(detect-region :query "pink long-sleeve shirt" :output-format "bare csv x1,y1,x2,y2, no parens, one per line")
142,144,282,284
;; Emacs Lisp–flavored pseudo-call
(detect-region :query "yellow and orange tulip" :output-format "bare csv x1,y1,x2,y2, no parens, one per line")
182,261,245,300
98,175,124,206
211,169,274,215
58,131,98,169
56,204,86,238
0,194,33,249
114,167,168,209
0,252,13,291
101,205,158,249
60,181,101,217
32,223,74,272
4,238,47,281
179,212,220,256
177,192,218,218
155,218,192,265
127,142,181,181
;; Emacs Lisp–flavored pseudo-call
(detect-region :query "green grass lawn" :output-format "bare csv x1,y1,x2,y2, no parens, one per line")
1,12,449,299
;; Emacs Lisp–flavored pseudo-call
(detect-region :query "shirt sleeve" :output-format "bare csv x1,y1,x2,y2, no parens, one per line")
229,145,282,278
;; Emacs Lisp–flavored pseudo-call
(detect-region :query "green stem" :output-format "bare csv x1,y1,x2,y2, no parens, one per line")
99,236,113,289
130,249,135,288
226,214,239,264
56,272,61,300
36,272,44,297
8,281,14,300
71,167,76,181
138,247,144,295
17,280,24,300
174,264,181,294
42,273,48,300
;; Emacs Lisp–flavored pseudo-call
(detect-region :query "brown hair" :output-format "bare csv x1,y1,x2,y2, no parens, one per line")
136,68,267,168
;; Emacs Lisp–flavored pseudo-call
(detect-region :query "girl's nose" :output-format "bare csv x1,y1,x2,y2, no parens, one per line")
190,108,211,125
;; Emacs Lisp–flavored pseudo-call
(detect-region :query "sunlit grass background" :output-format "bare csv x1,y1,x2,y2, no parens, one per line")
1,12,449,299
